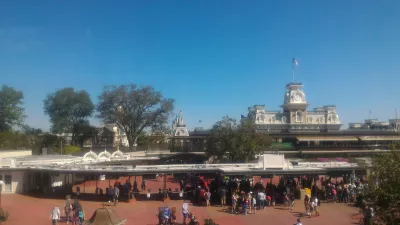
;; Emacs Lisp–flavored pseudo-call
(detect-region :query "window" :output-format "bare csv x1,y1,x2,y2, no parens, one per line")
295,111,303,123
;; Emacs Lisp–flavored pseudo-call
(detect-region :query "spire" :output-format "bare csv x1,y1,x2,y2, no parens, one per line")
177,109,185,126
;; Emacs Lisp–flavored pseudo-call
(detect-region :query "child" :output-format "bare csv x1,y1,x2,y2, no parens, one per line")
78,208,85,225
252,194,257,214
231,193,237,214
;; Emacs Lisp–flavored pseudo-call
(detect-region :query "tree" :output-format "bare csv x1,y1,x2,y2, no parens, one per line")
0,85,25,131
206,116,271,162
367,150,400,224
59,145,81,154
96,84,174,150
43,87,95,145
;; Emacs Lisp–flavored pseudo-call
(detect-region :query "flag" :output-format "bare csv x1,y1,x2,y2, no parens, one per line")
292,58,299,66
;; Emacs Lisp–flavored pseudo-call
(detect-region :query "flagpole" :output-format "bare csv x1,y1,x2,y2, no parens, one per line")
292,59,295,81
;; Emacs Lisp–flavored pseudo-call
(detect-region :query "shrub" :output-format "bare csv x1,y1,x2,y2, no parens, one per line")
62,145,81,154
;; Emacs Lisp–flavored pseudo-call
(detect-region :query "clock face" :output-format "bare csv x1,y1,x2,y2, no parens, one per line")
294,94,301,101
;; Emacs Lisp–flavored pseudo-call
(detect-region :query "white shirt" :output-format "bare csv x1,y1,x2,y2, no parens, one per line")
258,192,266,200
182,203,189,214
51,207,60,220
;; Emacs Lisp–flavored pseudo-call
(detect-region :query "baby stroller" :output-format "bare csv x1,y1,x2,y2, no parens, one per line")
157,207,175,225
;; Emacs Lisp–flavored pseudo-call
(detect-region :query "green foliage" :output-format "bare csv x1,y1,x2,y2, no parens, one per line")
204,218,219,225
388,143,399,150
0,85,25,132
43,87,94,145
0,131,31,149
59,145,81,154
367,150,400,224
0,128,65,154
96,84,174,149
206,116,271,162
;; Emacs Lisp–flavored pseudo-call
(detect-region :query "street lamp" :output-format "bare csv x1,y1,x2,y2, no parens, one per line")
0,180,4,208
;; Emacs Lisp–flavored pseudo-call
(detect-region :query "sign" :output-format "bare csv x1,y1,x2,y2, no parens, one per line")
99,175,106,181
270,142,293,150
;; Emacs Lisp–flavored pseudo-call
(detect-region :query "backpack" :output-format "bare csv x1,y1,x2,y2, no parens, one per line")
78,210,84,218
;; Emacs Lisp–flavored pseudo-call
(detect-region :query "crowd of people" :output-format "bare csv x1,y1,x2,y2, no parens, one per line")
49,173,373,225
50,195,86,225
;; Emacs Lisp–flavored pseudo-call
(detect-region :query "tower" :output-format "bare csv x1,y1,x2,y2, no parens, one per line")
281,82,309,124
172,110,189,137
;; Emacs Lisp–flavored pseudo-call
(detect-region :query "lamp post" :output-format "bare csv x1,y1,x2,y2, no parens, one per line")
0,180,4,208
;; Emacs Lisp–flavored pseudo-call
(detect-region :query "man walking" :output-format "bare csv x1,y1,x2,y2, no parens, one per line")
114,186,120,206
219,186,227,208
182,200,190,225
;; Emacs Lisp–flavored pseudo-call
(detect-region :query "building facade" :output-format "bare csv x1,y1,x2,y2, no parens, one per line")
247,82,342,133
169,82,400,152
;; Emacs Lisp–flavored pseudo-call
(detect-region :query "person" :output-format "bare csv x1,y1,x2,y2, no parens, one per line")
50,206,61,225
290,194,295,210
219,186,226,208
313,197,319,216
231,192,237,214
78,208,85,225
257,190,266,210
76,186,80,196
114,186,120,206
141,179,146,191
163,207,172,224
251,194,257,214
64,197,72,224
304,195,310,217
205,189,211,207
364,205,374,225
72,206,80,225
295,218,303,225
182,201,190,225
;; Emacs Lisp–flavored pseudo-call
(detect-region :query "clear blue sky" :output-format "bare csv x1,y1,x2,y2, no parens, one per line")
1,1,400,131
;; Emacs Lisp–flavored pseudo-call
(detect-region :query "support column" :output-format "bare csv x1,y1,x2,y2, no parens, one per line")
163,173,167,199
40,172,44,193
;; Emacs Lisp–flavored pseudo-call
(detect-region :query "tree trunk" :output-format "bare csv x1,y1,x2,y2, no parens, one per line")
127,135,137,151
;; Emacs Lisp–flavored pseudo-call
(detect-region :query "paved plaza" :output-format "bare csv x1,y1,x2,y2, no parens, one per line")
3,193,361,225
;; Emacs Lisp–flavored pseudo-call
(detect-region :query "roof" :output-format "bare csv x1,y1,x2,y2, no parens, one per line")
359,136,400,141
297,136,358,141
83,208,126,225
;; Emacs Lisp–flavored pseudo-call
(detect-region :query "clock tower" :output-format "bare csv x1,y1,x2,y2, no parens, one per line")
281,82,309,124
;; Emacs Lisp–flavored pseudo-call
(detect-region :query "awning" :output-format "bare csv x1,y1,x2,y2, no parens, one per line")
296,136,358,141
359,136,400,141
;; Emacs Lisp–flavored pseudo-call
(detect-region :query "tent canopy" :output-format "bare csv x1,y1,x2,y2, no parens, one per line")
83,208,126,225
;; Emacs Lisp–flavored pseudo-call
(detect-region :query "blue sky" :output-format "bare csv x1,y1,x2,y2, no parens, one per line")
1,1,400,131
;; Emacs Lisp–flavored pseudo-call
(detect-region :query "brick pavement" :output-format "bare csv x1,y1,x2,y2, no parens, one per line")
2,193,361,225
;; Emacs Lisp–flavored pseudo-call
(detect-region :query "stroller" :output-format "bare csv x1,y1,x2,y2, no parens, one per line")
157,207,176,225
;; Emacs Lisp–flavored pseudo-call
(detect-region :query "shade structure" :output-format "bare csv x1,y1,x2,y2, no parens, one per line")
83,208,126,225
296,136,358,141
359,136,400,141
